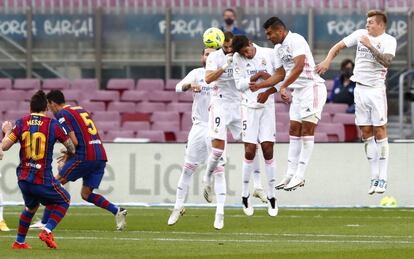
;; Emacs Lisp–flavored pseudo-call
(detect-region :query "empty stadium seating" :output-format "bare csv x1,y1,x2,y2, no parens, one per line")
0,78,359,142
0,0,410,13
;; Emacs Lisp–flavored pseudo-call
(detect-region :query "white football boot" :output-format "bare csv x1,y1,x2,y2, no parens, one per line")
168,207,186,226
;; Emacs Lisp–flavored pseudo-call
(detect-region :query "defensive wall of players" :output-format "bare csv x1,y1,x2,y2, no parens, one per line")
0,143,412,207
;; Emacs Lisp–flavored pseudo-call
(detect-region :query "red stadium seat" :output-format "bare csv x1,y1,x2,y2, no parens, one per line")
121,90,148,103
325,79,335,91
4,110,28,121
318,123,345,142
95,121,121,133
0,90,27,101
105,130,136,141
122,121,151,132
92,111,121,122
90,90,120,102
151,121,180,132
323,103,348,115
107,79,135,90
136,130,166,142
13,79,41,90
275,112,290,125
165,79,181,91
151,111,180,122
175,130,189,142
107,102,136,113
80,101,106,112
166,102,193,113
275,103,289,113
0,78,12,89
314,132,329,143
147,90,177,102
71,79,99,91
121,112,151,123
276,132,290,143
136,102,166,112
136,79,164,91
42,79,70,90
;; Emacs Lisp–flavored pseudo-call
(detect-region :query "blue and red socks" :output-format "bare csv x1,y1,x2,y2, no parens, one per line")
16,209,35,243
44,203,69,233
86,193,118,215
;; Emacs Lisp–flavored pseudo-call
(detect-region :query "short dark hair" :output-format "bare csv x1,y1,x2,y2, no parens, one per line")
224,31,234,42
46,89,65,105
223,8,236,16
232,35,250,53
367,9,387,24
30,90,48,113
263,17,286,30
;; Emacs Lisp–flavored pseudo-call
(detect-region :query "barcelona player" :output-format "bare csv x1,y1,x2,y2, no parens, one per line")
0,90,75,249
44,90,127,230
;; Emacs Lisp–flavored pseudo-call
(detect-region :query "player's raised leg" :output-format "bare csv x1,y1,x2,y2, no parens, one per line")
261,142,278,216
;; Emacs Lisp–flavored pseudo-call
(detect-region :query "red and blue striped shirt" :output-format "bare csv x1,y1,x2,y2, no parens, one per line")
8,113,68,185
55,105,107,161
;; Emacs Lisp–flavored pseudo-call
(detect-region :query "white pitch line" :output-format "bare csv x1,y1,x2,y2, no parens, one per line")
0,235,413,245
54,229,414,239
4,212,414,220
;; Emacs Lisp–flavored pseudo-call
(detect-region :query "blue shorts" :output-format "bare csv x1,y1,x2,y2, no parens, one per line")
59,159,106,189
18,180,71,210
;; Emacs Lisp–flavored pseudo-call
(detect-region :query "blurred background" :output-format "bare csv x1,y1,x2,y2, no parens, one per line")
0,0,413,142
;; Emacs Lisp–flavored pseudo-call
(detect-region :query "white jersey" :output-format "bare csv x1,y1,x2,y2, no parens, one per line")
205,48,242,102
176,67,211,125
233,44,278,108
274,31,324,89
342,29,397,88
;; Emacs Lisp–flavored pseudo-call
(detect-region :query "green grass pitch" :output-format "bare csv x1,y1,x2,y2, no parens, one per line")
1,207,414,258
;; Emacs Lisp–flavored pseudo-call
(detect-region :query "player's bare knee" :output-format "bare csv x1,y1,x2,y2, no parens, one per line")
260,142,274,160
26,205,39,214
374,125,387,139
360,126,374,140
289,121,302,136
81,189,92,200
212,139,225,150
244,144,256,160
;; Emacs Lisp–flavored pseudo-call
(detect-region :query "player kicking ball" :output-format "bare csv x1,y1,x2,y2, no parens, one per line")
31,90,127,231
1,90,75,249
232,35,285,216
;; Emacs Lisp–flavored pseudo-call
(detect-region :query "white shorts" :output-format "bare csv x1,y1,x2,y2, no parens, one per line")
354,84,387,126
209,100,242,141
290,83,327,123
241,105,276,144
185,123,227,165
184,123,211,164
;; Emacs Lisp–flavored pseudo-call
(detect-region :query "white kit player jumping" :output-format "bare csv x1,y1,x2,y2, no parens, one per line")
0,145,11,231
167,48,225,227
250,17,327,191
232,35,285,216
316,10,396,194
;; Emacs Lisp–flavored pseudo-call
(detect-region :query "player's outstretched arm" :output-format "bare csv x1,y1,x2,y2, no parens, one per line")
249,67,285,92
316,41,346,75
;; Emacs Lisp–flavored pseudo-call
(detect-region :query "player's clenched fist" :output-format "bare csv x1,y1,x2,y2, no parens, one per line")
221,54,233,70
359,35,372,48
1,121,12,133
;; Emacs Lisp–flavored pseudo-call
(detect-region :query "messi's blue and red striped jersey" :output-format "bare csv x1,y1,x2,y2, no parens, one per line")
55,105,107,161
8,113,69,185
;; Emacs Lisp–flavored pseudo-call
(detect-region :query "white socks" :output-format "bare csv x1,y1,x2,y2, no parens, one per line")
287,136,302,177
242,159,253,197
252,150,263,189
174,162,197,209
377,138,389,181
295,136,315,179
214,166,226,215
264,159,276,199
364,136,379,180
205,148,224,184
0,193,3,221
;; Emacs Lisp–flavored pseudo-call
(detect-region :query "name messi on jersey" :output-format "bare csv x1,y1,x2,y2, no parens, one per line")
27,119,43,126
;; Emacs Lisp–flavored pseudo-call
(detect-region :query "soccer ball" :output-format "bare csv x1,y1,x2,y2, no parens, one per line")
380,196,397,207
203,27,225,49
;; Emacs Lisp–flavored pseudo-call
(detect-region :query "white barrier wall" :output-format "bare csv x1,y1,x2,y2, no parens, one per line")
0,143,413,207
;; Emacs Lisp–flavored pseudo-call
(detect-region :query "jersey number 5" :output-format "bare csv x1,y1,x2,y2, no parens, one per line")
22,132,46,161
80,112,97,135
